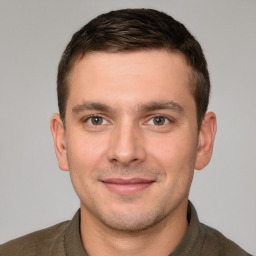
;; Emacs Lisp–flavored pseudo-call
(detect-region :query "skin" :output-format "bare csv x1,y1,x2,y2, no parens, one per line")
51,50,216,256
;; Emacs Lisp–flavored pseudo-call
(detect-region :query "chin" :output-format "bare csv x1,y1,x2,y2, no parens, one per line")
89,205,169,232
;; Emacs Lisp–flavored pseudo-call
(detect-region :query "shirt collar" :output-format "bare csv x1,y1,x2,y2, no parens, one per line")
170,201,206,256
65,209,87,256
64,201,205,256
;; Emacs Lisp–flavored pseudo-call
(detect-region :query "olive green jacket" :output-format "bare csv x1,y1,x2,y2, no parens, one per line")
0,202,252,256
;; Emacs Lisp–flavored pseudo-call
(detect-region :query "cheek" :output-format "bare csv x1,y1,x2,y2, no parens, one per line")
66,133,109,200
147,132,198,175
66,131,109,174
149,135,197,201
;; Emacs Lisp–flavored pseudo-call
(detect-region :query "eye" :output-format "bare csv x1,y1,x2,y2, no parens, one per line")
86,116,108,125
147,116,170,126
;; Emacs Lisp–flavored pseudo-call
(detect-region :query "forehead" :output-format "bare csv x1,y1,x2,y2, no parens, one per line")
67,50,194,111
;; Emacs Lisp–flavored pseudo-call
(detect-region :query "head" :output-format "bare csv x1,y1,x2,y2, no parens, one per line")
51,9,216,233
57,8,210,128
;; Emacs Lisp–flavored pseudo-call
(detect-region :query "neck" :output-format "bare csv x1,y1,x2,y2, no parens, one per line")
80,200,189,256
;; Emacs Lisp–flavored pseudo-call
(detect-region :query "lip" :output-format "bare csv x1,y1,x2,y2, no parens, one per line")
101,178,155,195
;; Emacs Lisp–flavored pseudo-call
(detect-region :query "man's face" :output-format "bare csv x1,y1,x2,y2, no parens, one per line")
53,50,208,231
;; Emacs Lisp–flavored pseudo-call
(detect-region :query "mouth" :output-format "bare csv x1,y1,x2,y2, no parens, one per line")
101,178,155,195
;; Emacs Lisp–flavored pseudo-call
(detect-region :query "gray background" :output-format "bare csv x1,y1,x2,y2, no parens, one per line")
0,0,255,254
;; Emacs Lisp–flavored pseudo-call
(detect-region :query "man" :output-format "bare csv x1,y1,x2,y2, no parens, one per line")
0,8,251,256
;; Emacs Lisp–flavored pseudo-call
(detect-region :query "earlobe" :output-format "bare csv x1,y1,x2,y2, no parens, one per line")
50,113,69,171
195,112,217,170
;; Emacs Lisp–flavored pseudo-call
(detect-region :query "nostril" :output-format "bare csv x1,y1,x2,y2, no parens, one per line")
110,155,139,166
106,126,147,165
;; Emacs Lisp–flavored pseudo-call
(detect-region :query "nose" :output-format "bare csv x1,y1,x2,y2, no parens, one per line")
107,121,147,166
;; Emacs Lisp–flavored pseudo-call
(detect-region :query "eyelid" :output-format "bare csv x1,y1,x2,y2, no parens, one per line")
81,113,174,126
145,115,174,125
82,114,110,125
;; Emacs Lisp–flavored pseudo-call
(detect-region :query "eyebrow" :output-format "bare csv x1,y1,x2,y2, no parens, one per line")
72,102,113,113
137,101,184,113
72,100,184,114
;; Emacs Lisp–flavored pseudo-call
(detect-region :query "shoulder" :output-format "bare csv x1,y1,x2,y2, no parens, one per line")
200,223,252,256
0,220,69,256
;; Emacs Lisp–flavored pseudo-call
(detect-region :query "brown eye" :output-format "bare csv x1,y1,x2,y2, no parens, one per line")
152,116,166,125
90,116,104,125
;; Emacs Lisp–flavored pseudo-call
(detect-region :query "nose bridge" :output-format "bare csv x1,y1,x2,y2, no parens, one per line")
107,118,146,165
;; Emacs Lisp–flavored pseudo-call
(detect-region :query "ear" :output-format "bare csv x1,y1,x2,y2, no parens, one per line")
195,112,217,170
50,113,69,171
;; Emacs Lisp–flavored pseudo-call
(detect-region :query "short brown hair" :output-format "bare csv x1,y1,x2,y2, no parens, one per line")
57,8,210,127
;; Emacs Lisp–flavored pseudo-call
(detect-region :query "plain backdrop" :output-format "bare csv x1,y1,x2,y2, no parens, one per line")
0,0,255,254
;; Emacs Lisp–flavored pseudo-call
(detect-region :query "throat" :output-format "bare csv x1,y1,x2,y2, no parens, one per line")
79,201,189,256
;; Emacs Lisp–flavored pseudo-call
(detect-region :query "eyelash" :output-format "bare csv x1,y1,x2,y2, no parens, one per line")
83,115,110,125
82,115,173,126
146,115,172,126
